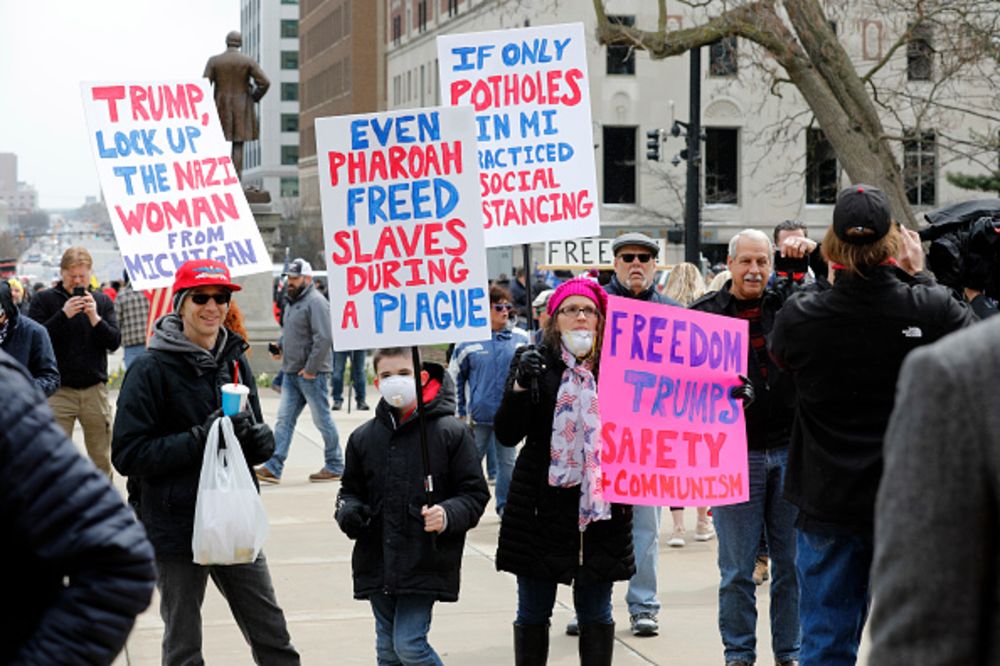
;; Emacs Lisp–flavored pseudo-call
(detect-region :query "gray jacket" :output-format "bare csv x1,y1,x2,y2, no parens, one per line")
280,282,333,375
869,315,1000,664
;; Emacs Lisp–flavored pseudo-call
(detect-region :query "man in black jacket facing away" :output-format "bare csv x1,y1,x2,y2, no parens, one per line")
29,246,120,476
2,349,154,664
771,185,976,666
112,259,300,665
690,229,800,666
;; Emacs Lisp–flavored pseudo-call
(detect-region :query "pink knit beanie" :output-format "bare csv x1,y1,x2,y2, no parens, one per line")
547,277,608,316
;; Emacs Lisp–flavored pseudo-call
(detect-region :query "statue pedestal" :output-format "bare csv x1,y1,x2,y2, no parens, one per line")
233,202,282,376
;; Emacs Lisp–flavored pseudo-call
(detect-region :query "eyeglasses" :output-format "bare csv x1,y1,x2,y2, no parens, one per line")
558,305,599,318
492,303,513,312
189,292,232,306
619,253,653,264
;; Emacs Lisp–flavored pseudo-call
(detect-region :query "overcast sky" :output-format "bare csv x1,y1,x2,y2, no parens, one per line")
0,1,240,209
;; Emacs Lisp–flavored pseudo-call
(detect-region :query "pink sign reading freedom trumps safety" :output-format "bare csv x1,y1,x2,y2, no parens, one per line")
598,296,750,507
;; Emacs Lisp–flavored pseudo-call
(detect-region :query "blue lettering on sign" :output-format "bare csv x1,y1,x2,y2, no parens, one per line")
350,112,441,150
350,178,458,225
450,44,494,71
372,288,487,333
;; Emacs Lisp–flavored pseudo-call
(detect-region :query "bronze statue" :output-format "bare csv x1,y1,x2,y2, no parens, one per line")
204,31,270,180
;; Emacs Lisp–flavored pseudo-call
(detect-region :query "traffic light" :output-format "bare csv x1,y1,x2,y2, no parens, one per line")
646,129,662,161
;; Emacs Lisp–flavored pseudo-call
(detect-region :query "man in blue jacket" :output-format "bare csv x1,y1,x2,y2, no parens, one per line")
451,285,529,517
0,280,59,396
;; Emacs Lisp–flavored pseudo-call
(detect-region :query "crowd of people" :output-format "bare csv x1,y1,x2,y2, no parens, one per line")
6,182,1000,665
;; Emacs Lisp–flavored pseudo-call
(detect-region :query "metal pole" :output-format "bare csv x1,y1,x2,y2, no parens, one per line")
521,243,534,333
410,345,433,508
685,47,702,265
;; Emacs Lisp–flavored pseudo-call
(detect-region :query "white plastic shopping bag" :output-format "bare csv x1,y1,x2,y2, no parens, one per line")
192,416,269,565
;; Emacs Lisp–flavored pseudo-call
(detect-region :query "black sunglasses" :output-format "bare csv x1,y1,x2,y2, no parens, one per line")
189,292,232,305
619,253,653,263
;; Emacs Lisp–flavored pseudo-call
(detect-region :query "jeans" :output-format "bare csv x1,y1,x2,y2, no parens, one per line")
369,592,443,666
123,343,145,369
713,446,800,664
626,505,662,616
332,349,367,404
156,554,299,666
797,528,873,666
264,372,343,478
516,576,613,626
474,423,515,515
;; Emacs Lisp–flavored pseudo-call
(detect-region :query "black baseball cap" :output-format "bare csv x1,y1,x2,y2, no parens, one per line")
833,184,892,244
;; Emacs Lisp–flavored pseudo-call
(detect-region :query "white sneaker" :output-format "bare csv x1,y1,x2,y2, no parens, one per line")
667,526,686,547
695,518,716,542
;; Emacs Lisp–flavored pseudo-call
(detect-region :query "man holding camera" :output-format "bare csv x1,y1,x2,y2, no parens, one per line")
29,247,120,476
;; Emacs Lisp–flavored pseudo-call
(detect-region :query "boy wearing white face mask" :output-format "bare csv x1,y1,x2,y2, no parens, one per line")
335,348,489,666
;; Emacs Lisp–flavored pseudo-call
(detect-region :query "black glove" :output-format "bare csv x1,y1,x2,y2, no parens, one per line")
229,409,255,443
240,423,276,464
730,374,755,409
515,346,545,387
337,503,372,539
190,408,224,448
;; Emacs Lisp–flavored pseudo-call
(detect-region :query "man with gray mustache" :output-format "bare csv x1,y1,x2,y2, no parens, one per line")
690,229,800,666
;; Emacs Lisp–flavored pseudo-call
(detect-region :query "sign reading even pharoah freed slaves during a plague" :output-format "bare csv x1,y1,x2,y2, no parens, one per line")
316,107,490,350
599,296,750,507
81,81,271,290
437,22,600,247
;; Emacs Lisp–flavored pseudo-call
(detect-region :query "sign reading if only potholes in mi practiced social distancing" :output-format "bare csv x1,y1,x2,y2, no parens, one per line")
81,81,271,290
316,106,490,351
437,22,600,247
598,296,750,507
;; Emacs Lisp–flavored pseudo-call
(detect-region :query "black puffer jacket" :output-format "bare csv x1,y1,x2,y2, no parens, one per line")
112,315,271,560
771,266,976,529
690,283,796,450
335,363,488,602
2,351,155,664
494,344,635,585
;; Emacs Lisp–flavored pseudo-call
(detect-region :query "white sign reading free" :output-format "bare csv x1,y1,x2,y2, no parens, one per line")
437,22,600,247
80,81,270,290
316,106,490,351
545,238,669,268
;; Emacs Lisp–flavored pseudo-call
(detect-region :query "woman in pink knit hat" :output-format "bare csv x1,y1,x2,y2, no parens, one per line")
493,277,634,665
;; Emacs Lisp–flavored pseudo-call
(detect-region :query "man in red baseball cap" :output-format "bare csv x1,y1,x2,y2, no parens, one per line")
112,259,300,664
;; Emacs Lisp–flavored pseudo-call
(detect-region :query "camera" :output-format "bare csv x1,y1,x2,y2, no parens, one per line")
921,200,1000,298
268,342,280,355
72,286,86,297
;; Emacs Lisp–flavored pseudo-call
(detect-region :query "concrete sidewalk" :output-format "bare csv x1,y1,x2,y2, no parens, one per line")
84,387,869,665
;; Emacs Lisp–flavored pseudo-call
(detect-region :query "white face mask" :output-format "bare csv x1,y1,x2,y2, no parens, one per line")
378,374,417,408
562,330,594,357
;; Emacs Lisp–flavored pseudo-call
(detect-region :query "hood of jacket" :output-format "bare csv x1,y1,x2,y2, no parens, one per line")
148,313,230,375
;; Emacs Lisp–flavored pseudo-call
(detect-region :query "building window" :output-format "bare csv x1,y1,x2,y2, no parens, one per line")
606,16,635,76
280,177,299,197
280,20,298,38
281,82,298,101
281,0,297,4
281,145,299,166
904,129,936,206
709,37,738,77
281,114,299,132
448,0,458,17
392,15,401,45
704,128,739,205
602,126,637,204
418,0,427,32
806,128,838,204
281,51,298,70
907,22,934,81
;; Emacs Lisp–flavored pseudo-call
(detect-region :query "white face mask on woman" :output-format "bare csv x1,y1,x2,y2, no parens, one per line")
378,374,417,408
561,330,595,358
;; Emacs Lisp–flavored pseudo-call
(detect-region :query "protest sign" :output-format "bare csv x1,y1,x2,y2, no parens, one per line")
80,81,271,290
316,107,490,350
598,295,750,506
437,22,600,247
543,237,669,269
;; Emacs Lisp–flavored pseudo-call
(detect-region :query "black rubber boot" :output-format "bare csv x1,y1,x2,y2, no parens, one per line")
578,623,615,666
513,623,549,666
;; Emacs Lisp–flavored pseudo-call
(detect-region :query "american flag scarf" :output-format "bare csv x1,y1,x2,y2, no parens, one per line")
548,345,611,531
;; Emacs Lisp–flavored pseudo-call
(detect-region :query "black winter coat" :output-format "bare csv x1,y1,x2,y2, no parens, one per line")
494,344,635,585
112,327,269,560
2,351,155,664
28,284,121,387
335,363,488,602
771,266,976,528
690,283,796,450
